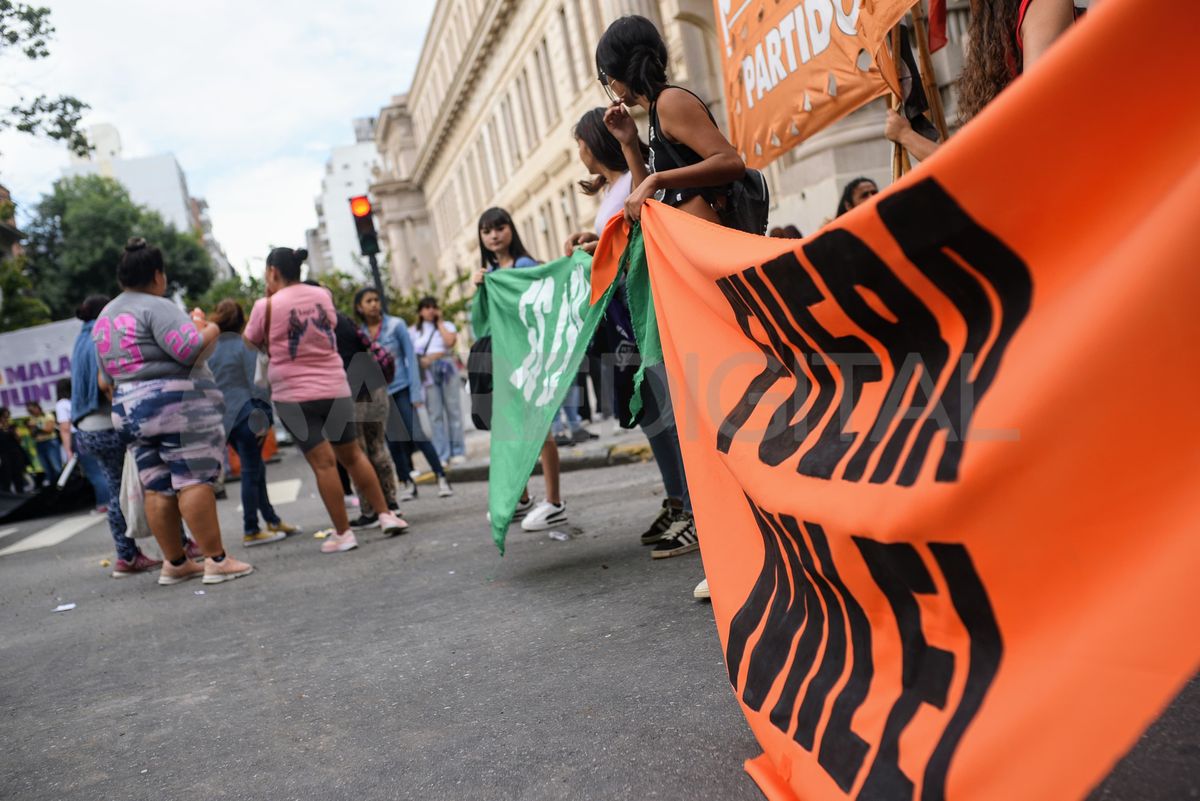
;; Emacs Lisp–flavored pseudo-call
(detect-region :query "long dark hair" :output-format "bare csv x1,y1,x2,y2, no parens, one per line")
478,207,533,270
836,177,878,217
353,286,379,321
958,0,1022,121
574,107,649,196
595,15,669,102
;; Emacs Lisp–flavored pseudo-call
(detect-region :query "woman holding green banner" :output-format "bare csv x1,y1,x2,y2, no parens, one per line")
473,208,568,532
563,108,695,560
594,15,750,585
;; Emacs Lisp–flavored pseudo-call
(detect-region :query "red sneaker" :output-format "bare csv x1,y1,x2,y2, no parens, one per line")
112,552,164,578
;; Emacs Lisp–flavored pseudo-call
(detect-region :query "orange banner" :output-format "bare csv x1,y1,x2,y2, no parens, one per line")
608,0,1200,797
715,0,910,168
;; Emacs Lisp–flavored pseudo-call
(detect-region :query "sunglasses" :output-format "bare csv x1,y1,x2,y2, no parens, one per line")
598,71,617,103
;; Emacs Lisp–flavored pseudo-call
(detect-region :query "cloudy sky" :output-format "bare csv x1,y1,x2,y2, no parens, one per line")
0,0,436,273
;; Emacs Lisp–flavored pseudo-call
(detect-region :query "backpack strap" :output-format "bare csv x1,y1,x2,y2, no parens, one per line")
650,85,718,162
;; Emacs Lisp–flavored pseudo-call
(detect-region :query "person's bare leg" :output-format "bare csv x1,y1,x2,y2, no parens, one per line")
144,490,185,562
176,484,224,557
541,438,561,505
333,442,390,519
305,442,350,532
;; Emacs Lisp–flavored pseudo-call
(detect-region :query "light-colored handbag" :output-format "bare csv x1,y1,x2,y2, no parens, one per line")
253,297,272,389
119,449,151,539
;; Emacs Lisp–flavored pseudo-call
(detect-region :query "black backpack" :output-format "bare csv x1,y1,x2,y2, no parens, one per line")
650,87,770,236
466,335,493,431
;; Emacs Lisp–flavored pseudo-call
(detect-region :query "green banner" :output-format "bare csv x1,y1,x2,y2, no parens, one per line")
473,249,619,553
618,225,663,420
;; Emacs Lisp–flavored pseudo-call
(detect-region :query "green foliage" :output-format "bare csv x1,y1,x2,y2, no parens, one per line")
315,269,472,327
0,3,91,156
188,266,474,332
0,254,52,332
23,175,213,318
187,273,265,315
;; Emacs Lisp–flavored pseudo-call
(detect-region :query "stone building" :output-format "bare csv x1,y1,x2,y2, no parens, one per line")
373,0,970,295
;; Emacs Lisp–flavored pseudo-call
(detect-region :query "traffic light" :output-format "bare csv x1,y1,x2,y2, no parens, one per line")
349,195,380,256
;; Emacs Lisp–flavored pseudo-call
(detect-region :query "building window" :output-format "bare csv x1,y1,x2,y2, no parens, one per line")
558,7,580,94
501,95,521,163
517,70,539,148
487,118,506,184
534,39,559,129
476,138,494,199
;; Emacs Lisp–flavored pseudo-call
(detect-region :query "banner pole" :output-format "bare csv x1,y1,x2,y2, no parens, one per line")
912,0,951,142
890,25,908,181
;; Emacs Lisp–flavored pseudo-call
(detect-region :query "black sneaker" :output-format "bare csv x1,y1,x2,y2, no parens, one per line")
640,500,680,545
553,433,573,446
349,513,380,530
571,428,599,443
651,514,699,559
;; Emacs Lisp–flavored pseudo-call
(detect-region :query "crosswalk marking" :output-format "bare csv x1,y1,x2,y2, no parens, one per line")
235,479,302,513
0,515,100,557
266,479,302,505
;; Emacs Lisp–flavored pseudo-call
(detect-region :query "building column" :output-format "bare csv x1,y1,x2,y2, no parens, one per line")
398,219,417,291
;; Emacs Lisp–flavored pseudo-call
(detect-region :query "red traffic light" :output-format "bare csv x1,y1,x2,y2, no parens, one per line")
349,195,372,218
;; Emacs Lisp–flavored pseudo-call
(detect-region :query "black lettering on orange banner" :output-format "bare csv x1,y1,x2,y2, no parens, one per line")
717,178,1032,486
726,496,1003,799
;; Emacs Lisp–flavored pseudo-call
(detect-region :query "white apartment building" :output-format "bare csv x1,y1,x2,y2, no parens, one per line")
65,124,191,232
309,118,383,278
373,0,969,294
63,124,235,279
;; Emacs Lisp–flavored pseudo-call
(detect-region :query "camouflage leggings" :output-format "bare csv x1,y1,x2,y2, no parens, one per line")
355,386,398,513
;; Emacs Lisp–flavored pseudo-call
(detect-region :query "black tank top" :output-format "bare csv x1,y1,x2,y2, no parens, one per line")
648,86,727,208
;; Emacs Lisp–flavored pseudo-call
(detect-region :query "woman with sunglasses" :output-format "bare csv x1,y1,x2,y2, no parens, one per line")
596,15,745,227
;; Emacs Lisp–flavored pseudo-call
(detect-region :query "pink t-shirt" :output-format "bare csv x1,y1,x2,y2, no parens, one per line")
244,284,350,402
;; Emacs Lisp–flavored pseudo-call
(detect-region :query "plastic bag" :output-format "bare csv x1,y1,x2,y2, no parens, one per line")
119,449,151,539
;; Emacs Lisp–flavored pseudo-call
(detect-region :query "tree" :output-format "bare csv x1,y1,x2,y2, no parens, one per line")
0,254,51,332
187,273,265,315
314,269,471,326
0,3,90,156
23,175,213,318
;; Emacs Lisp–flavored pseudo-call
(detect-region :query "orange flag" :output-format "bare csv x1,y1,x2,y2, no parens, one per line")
714,0,910,168
625,0,1200,797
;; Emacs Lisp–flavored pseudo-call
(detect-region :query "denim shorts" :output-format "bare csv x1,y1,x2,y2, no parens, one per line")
112,378,225,495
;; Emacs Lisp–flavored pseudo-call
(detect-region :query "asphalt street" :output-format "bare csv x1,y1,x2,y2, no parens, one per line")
0,448,1195,800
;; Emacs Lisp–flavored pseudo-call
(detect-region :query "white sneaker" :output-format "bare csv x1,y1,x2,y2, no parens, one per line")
449,455,467,466
693,577,710,600
520,500,568,531
400,483,418,501
486,496,535,524
437,476,454,497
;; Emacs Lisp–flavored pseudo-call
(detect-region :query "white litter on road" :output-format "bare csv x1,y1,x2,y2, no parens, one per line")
52,603,76,612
